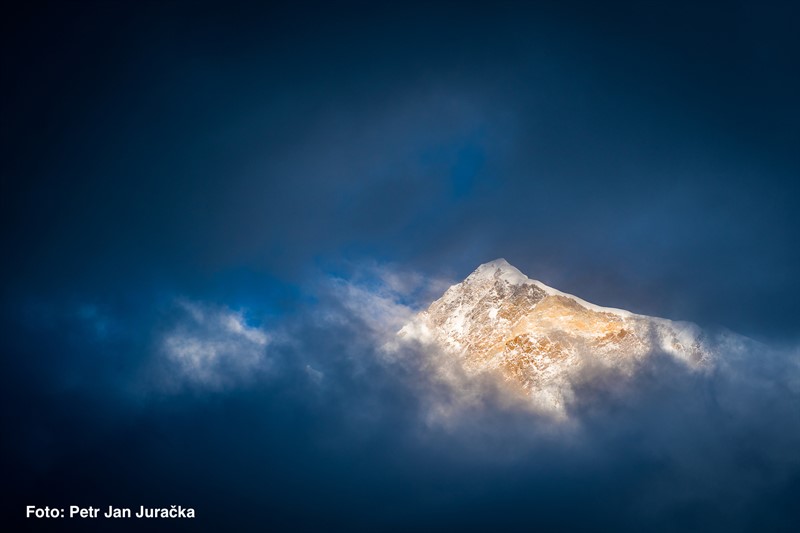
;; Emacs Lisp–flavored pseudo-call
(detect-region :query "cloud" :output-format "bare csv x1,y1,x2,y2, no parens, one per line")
5,266,799,531
160,299,270,390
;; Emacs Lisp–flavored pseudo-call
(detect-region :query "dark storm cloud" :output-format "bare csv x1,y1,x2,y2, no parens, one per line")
3,1,798,338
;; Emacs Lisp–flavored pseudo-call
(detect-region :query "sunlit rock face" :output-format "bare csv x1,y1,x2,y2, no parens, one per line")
399,259,714,413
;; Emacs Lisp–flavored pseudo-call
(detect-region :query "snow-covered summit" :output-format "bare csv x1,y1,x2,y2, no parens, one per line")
467,258,559,292
467,258,529,284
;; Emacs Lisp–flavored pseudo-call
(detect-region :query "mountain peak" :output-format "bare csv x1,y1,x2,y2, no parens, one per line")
468,258,529,284
482,257,512,267
399,259,715,416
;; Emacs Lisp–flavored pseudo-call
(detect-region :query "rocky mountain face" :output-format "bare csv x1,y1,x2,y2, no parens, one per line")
398,259,715,412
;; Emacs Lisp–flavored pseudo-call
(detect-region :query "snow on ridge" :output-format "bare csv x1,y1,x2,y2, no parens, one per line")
472,259,639,319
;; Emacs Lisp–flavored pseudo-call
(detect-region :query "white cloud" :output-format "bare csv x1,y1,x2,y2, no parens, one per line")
328,277,416,336
321,264,542,426
324,262,452,339
161,299,270,389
